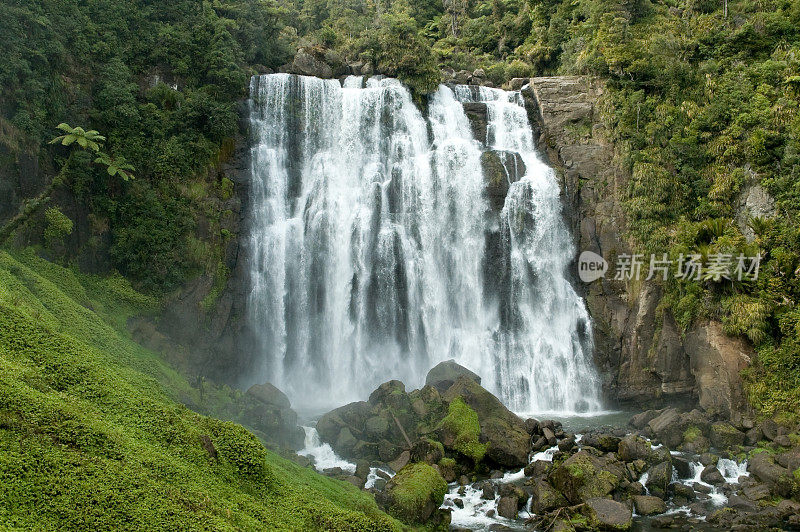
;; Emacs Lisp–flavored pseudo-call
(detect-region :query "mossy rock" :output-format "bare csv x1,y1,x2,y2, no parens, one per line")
549,451,624,504
442,376,529,467
383,462,448,524
583,497,632,530
709,422,746,450
529,479,569,514
437,397,488,463
437,457,457,482
410,438,445,465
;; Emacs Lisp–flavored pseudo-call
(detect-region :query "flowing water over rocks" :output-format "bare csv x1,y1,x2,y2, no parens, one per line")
246,73,601,414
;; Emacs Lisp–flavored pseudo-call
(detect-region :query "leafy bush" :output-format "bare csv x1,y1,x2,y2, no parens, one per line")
43,208,73,244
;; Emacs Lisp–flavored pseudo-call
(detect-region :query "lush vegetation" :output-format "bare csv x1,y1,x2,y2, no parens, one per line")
529,0,800,418
0,249,399,530
1,0,798,416
1,0,293,292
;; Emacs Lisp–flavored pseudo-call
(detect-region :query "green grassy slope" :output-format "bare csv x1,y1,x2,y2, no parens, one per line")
0,249,399,531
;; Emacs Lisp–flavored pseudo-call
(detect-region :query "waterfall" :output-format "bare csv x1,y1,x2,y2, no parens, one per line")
246,73,601,414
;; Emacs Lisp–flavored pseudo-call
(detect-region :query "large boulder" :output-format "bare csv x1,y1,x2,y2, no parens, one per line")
749,452,797,497
633,495,667,516
316,400,375,459
529,479,568,514
617,434,670,466
425,360,481,393
442,376,530,467
317,380,429,461
243,382,304,449
644,461,673,499
246,382,291,409
290,48,333,78
409,438,444,465
629,409,662,429
583,498,633,530
581,433,621,453
497,495,519,519
647,407,683,448
381,463,448,524
549,451,625,504
709,422,746,449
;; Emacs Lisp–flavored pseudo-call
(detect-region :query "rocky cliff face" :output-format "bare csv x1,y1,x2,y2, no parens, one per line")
522,76,754,419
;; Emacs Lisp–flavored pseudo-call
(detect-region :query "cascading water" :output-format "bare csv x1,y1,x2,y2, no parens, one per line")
246,73,601,413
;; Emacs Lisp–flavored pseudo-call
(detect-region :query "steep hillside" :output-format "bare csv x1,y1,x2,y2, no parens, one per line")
0,249,398,531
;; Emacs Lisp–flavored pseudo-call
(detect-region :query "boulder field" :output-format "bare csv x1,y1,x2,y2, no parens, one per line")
304,361,800,530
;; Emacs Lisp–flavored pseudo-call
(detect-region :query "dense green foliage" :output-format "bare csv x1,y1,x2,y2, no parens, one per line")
0,0,293,291
0,249,399,530
533,0,800,418
2,0,799,416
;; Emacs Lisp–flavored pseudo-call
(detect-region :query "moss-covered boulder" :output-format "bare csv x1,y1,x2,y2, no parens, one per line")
438,457,457,482
709,422,746,449
583,497,632,530
438,397,489,463
317,374,527,468
680,425,711,453
425,359,481,392
617,434,670,466
644,461,673,499
410,438,444,465
749,452,797,497
382,463,448,524
633,495,667,515
242,381,305,450
316,381,420,461
529,479,569,514
549,451,625,504
442,376,530,467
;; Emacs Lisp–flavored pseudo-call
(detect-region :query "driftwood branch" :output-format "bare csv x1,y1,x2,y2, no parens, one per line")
390,411,412,449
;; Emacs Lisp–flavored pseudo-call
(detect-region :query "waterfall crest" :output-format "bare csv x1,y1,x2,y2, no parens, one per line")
247,73,601,413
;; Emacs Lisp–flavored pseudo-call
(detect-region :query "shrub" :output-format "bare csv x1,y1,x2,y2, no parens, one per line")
43,208,73,244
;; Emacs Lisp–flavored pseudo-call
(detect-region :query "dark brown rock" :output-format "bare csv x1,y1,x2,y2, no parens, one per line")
425,359,481,392
633,495,667,515
584,497,633,530
497,496,518,519
749,452,796,497
645,461,673,499
549,451,625,504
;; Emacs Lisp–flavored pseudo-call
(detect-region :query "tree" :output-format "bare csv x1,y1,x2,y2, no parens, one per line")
0,123,133,244
94,153,135,181
48,123,105,152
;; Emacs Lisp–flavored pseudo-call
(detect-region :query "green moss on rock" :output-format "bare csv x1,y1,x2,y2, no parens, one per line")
384,463,447,524
683,426,702,443
438,398,488,462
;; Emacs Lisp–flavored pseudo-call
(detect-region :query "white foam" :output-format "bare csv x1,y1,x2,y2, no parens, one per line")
298,426,356,474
